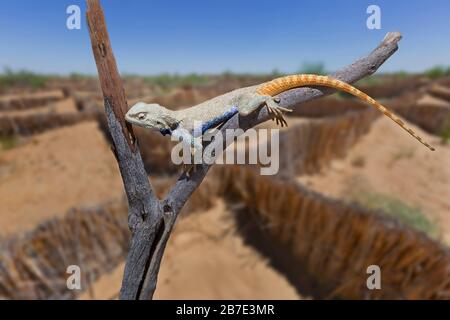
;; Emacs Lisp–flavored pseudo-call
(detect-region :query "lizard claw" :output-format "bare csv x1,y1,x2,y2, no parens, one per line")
265,97,291,128
182,163,196,177
277,106,293,113
267,103,289,127
182,147,198,178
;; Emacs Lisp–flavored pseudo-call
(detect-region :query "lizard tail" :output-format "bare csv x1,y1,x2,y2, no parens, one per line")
257,74,435,151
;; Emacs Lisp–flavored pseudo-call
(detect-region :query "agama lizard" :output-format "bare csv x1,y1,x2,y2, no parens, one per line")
125,74,435,158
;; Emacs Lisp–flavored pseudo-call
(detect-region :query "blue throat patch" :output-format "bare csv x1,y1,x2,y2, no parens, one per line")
160,128,171,136
200,105,238,134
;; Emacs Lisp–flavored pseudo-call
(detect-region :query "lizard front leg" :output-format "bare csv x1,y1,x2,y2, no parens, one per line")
172,128,202,176
238,93,292,127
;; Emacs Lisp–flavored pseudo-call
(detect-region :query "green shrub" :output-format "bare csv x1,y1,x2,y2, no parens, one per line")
346,189,438,237
69,72,92,81
142,73,211,89
440,113,450,144
0,135,18,151
0,67,49,89
391,70,409,79
298,62,327,75
424,65,450,79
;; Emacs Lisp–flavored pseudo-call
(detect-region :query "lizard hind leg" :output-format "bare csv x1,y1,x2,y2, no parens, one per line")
238,93,292,127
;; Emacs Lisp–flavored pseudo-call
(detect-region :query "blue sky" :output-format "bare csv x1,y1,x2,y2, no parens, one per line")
0,0,448,75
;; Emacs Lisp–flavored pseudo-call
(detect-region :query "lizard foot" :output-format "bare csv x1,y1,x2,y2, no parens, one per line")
182,163,196,177
265,98,292,127
182,147,198,178
237,93,291,127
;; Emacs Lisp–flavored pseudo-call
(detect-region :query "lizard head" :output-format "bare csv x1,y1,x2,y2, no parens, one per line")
125,102,178,136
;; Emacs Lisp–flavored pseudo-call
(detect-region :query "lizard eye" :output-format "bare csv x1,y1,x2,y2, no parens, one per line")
137,113,146,120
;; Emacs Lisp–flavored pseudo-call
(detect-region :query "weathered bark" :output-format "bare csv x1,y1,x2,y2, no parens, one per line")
86,0,162,300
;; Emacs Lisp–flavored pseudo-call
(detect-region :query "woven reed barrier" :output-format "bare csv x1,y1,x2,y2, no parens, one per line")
2,162,448,299
0,111,97,136
0,94,65,112
213,165,450,299
428,85,450,102
384,81,450,136
394,103,450,136
290,97,371,118
356,76,428,99
0,200,129,299
389,88,450,136
278,106,378,176
0,178,215,300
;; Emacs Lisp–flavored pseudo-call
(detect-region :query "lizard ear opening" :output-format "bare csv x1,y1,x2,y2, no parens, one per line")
169,121,179,131
162,113,179,131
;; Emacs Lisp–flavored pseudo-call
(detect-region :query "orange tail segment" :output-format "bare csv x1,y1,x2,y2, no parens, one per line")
257,74,435,151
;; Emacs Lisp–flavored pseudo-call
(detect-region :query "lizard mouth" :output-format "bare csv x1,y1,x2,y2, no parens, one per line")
124,113,138,124
125,114,148,128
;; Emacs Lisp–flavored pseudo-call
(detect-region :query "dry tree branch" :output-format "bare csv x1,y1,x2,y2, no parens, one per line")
165,32,402,214
86,0,402,300
86,0,162,300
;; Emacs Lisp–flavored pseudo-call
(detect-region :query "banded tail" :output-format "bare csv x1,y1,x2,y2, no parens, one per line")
257,74,435,151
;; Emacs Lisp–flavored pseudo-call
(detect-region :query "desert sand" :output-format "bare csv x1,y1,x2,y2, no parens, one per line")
0,121,124,236
79,200,300,300
298,116,450,243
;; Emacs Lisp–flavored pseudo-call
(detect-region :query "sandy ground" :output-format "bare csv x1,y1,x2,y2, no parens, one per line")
79,200,300,300
298,116,450,243
0,121,124,237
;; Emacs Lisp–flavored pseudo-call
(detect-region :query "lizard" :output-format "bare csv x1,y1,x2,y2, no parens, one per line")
125,74,435,164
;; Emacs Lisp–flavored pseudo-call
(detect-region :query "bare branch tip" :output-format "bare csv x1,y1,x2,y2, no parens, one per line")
383,32,402,45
